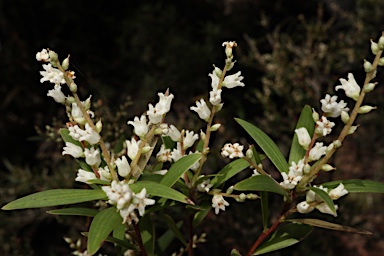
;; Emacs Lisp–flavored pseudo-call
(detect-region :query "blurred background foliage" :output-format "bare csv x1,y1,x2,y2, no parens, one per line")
1,0,384,255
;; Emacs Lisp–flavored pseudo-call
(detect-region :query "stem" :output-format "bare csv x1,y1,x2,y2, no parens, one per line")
298,47,383,187
188,213,194,256
133,223,148,256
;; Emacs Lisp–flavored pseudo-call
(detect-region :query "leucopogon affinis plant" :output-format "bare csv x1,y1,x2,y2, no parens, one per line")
3,34,384,256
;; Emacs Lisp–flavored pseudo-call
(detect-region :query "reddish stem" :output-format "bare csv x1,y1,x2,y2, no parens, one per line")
133,223,148,256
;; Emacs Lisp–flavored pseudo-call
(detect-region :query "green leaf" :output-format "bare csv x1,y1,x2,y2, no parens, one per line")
253,223,313,255
157,221,183,252
83,232,138,251
288,105,314,164
309,187,336,214
234,175,288,197
139,214,155,255
321,179,384,193
162,136,176,150
47,207,98,217
211,158,250,188
235,118,289,173
87,207,122,255
129,181,193,204
260,191,269,231
2,189,107,210
113,221,127,255
163,214,188,246
60,128,81,146
286,219,372,235
193,202,212,228
160,153,201,187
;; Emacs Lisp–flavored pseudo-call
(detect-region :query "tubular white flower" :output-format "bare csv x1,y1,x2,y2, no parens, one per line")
335,73,361,101
297,201,314,214
36,49,50,62
329,183,349,200
280,171,303,190
83,123,101,145
315,116,335,137
320,94,349,118
98,166,112,181
295,127,311,150
289,159,305,177
71,102,85,123
147,104,163,124
222,71,245,88
156,144,172,162
167,124,181,142
170,142,183,162
190,99,211,122
156,92,174,114
75,169,97,184
84,147,101,167
47,84,66,103
40,63,65,84
126,138,141,161
209,71,220,90
209,88,222,105
308,142,327,162
212,194,230,214
128,115,148,138
115,156,131,177
197,179,213,193
183,130,199,150
130,188,156,216
62,142,84,158
221,143,244,159
316,202,338,217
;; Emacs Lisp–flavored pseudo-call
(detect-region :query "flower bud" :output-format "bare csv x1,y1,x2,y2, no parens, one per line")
378,57,384,66
304,163,311,174
312,108,319,122
141,145,152,154
66,96,76,105
363,59,373,73
70,82,77,93
214,103,224,112
341,111,350,124
348,125,358,135
321,164,335,172
246,148,253,159
358,105,377,114
371,40,380,55
378,35,384,50
214,66,222,77
364,82,376,93
200,130,206,141
49,50,59,65
326,143,334,153
210,123,221,131
96,119,103,133
246,193,259,200
203,147,210,155
226,186,234,194
333,140,342,148
62,55,70,70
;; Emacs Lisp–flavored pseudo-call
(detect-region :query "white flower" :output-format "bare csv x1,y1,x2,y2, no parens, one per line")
328,183,349,200
127,115,148,138
166,125,181,142
62,142,83,158
40,63,65,84
209,71,220,90
316,202,338,217
84,147,101,167
297,201,314,214
306,186,328,203
147,103,163,124
190,99,211,122
183,130,199,149
209,88,222,105
335,73,361,101
130,188,156,216
126,138,141,161
315,116,335,137
212,194,230,214
71,103,85,124
47,84,66,103
221,143,244,159
75,169,97,184
320,94,349,118
156,92,174,114
222,71,245,88
156,144,172,162
280,171,302,190
289,159,305,177
170,142,183,162
308,142,327,162
189,151,200,171
68,124,101,145
197,179,213,193
295,127,311,150
36,49,50,62
98,166,112,181
115,156,131,177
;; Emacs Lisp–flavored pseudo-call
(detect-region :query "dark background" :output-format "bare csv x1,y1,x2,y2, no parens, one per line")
1,0,384,255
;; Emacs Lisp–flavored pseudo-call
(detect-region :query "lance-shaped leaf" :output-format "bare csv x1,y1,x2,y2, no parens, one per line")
87,207,122,255
83,232,138,251
47,207,99,217
157,221,183,252
2,189,107,210
309,187,336,215
235,118,289,173
321,179,384,193
160,153,201,187
234,175,288,197
193,202,212,228
288,105,314,164
211,158,250,188
129,181,193,205
163,214,188,246
253,223,313,255
139,214,155,255
286,219,372,235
